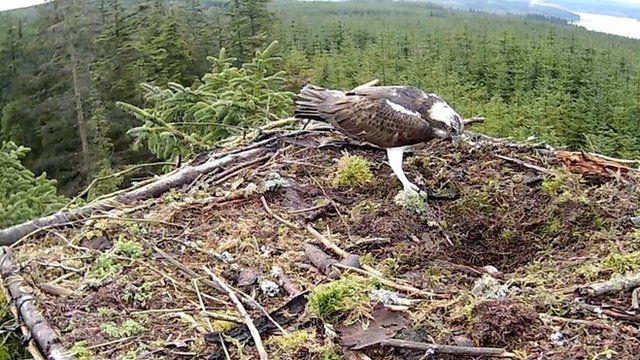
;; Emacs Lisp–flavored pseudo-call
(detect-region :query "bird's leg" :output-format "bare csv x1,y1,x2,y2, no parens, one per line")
386,147,420,193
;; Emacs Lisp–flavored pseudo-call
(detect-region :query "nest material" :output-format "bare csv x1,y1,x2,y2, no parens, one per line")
1,127,640,359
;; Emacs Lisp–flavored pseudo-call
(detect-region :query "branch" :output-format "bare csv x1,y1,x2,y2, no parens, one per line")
351,79,380,91
0,247,70,360
576,272,640,297
0,147,263,246
203,267,268,360
63,161,175,210
378,339,516,358
462,116,485,126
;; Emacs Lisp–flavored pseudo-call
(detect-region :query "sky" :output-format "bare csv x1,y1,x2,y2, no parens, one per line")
0,0,48,12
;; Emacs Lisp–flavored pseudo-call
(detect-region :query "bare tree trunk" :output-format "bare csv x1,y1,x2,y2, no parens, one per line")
69,43,91,186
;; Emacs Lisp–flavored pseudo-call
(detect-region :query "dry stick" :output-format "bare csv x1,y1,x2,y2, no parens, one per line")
541,313,614,331
351,78,380,91
494,154,556,176
306,225,383,276
0,146,264,246
261,196,300,229
210,152,274,186
202,267,268,360
577,272,640,297
63,161,175,210
462,116,485,126
148,242,284,332
378,339,516,358
0,247,70,360
333,263,445,299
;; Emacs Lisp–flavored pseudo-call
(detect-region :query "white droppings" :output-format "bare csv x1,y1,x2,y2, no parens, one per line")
385,99,421,117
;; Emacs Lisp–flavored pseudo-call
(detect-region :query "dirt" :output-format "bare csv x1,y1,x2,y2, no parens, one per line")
8,132,640,359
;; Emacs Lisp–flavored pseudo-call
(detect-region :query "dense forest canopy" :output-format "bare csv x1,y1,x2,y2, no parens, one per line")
0,0,639,223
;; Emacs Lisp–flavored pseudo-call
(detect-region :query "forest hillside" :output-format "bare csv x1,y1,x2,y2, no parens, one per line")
0,0,639,359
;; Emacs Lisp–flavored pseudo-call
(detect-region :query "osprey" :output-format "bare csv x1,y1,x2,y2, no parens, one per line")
294,83,465,194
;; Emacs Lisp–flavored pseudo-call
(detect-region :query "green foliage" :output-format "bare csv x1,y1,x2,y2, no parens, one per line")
0,141,67,228
87,253,122,281
307,275,376,324
115,235,144,259
119,41,294,161
332,155,374,189
274,0,640,159
100,319,145,339
266,330,315,355
69,341,92,360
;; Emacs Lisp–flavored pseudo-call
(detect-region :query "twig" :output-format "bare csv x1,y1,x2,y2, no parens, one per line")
576,272,640,297
87,337,135,350
261,196,300,229
202,267,268,360
220,333,232,360
351,79,380,91
494,154,555,176
63,161,174,210
632,288,639,310
306,225,382,276
210,153,273,186
332,263,446,299
462,116,485,126
540,313,614,331
378,339,516,358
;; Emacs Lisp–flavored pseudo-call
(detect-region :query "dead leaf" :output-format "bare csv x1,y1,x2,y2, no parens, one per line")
337,304,408,350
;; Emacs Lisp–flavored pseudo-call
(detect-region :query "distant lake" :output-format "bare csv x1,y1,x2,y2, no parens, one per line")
573,12,640,40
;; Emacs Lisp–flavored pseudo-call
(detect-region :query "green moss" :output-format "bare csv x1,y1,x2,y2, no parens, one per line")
266,330,315,354
601,252,640,273
314,344,344,360
115,235,143,259
70,341,93,360
307,275,376,324
332,155,373,189
122,281,154,305
545,218,562,236
100,319,145,339
87,253,122,280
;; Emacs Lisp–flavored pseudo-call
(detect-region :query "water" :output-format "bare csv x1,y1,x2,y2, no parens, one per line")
573,12,640,39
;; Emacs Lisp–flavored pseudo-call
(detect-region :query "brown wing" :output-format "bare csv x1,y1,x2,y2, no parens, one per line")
317,94,436,148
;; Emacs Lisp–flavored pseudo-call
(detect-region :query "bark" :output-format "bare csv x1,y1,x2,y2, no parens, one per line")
0,247,70,360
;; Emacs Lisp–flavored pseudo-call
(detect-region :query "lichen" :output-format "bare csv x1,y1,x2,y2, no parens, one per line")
393,189,428,214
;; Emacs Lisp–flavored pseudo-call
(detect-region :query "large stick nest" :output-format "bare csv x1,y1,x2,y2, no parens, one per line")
1,125,640,359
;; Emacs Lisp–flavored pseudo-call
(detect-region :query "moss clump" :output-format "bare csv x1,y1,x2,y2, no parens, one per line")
307,275,376,324
87,253,122,281
100,319,145,338
601,252,640,273
266,329,316,354
70,341,92,360
332,155,373,189
115,236,144,259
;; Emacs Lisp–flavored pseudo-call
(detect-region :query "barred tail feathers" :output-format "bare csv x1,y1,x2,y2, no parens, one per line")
294,84,340,122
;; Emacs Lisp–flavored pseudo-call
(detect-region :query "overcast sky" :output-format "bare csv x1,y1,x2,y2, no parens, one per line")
1,0,640,12
0,0,49,12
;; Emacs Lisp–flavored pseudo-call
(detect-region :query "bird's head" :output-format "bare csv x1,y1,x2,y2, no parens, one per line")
429,101,464,140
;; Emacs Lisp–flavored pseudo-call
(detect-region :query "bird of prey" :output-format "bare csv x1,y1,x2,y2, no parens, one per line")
294,82,465,194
